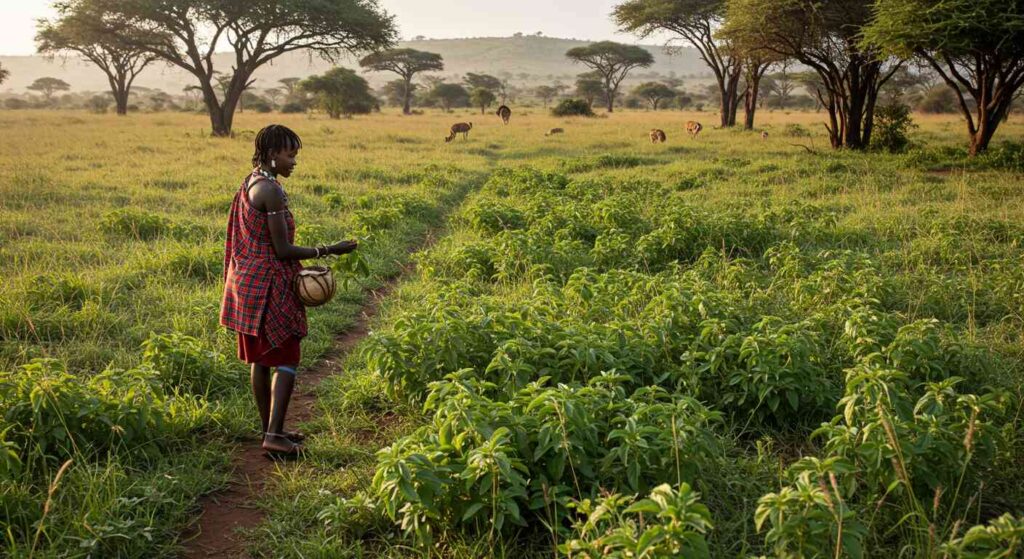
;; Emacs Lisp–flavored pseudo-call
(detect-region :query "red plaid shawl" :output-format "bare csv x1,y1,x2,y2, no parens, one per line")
220,170,306,347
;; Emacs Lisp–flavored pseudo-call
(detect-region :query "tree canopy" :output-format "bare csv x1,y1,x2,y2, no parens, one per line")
0,63,9,86
28,77,71,101
565,41,654,112
300,67,376,118
85,0,396,135
613,0,743,126
469,87,497,114
360,48,444,114
862,0,1024,154
464,72,502,92
37,0,156,115
722,0,900,149
430,83,469,112
633,81,677,109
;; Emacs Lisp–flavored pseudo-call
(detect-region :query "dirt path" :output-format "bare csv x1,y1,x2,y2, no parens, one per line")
179,282,394,558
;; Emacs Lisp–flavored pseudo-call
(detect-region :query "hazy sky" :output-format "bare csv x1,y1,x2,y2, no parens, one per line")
1,0,656,56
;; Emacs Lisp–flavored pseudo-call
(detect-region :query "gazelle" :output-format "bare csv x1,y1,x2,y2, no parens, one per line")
685,121,703,139
650,129,667,143
496,105,511,125
545,127,564,136
444,122,472,142
761,130,769,141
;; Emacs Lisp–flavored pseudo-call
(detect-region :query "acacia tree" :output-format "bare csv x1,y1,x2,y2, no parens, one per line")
85,0,395,136
301,67,376,118
633,81,677,109
763,62,797,109
464,72,502,93
28,77,71,102
37,1,157,116
614,0,743,126
469,87,496,114
263,87,284,107
722,0,900,149
534,85,560,107
360,48,444,114
863,0,1024,155
565,41,654,112
279,77,301,97
430,82,469,112
0,63,9,86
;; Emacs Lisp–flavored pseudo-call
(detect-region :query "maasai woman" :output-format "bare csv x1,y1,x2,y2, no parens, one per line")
221,124,357,457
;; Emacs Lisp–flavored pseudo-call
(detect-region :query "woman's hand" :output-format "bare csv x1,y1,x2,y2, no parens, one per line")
328,240,358,255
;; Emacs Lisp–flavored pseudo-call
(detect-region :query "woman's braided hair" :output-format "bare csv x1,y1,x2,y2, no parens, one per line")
252,124,302,167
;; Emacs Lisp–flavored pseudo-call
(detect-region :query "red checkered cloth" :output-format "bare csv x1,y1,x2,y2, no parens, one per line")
220,170,307,348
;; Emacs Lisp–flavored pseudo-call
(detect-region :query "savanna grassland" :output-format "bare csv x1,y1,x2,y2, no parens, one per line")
2,108,1024,558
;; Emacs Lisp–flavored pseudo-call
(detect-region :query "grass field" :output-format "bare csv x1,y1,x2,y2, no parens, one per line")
2,107,1023,557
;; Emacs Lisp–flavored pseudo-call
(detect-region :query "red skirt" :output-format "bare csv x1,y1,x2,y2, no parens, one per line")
237,331,301,366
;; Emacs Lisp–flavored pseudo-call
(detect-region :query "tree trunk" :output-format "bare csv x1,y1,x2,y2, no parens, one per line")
718,66,743,127
743,77,761,130
114,91,129,115
402,77,412,115
607,88,615,113
970,115,999,156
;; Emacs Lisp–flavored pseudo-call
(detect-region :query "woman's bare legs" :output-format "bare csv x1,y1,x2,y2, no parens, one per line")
262,365,300,453
251,364,272,434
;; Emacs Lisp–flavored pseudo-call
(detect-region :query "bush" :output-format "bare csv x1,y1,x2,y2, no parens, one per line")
872,103,916,153
280,102,305,114
141,332,238,397
551,98,595,117
0,359,193,471
250,101,273,113
783,123,811,138
560,483,713,558
99,209,202,241
3,98,29,110
86,95,111,114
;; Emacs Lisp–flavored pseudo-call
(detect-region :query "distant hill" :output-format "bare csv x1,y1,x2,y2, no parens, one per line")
0,36,708,95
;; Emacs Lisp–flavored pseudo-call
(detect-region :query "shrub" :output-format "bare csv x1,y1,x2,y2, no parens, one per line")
560,483,713,558
0,359,193,470
872,104,916,153
979,142,1024,173
141,332,238,396
86,95,111,114
280,102,305,114
551,98,595,117
24,273,90,311
100,209,173,240
250,101,273,113
100,209,202,241
783,123,811,138
3,98,29,110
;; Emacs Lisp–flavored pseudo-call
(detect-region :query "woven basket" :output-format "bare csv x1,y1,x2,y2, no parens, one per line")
293,266,336,307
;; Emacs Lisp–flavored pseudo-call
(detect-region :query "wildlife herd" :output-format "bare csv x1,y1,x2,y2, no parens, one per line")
443,106,723,145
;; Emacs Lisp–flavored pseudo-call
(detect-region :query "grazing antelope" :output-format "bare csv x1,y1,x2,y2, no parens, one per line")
685,121,703,139
761,130,769,141
496,105,512,125
545,127,564,136
650,129,667,143
444,122,472,142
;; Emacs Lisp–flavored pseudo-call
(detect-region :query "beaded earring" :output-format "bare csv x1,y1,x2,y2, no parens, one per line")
271,159,276,169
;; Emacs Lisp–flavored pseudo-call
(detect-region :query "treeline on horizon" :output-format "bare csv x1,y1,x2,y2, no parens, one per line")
1,1,1021,151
